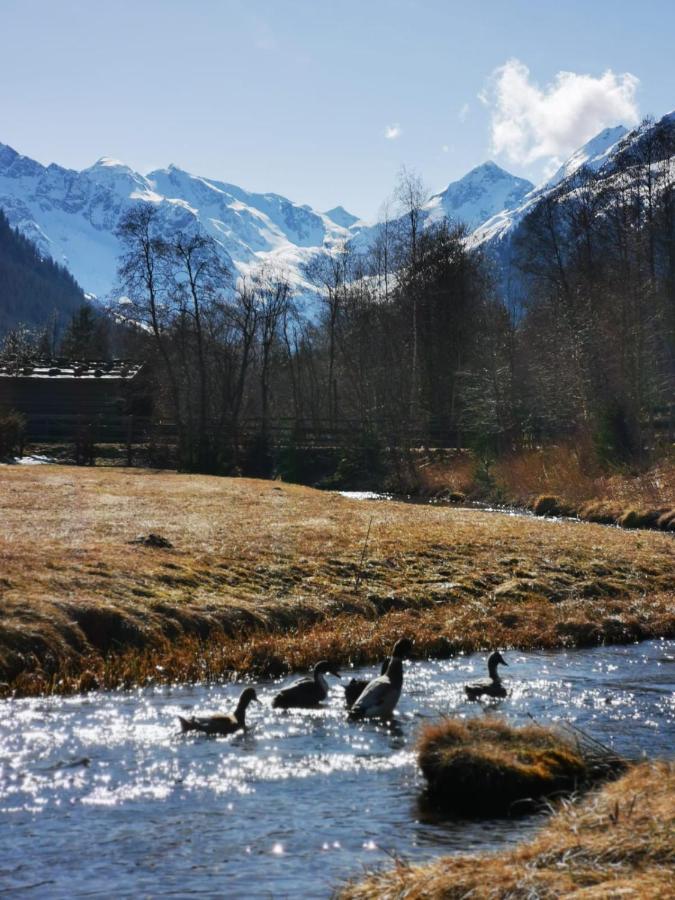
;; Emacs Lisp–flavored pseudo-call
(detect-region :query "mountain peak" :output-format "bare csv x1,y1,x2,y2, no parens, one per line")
427,163,534,230
323,205,360,228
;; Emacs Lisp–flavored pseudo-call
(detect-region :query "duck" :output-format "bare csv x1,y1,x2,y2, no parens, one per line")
272,660,342,709
344,660,388,707
464,651,508,700
348,638,414,719
178,686,259,735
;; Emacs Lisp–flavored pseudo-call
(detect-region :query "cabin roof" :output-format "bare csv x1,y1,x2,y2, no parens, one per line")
0,359,142,380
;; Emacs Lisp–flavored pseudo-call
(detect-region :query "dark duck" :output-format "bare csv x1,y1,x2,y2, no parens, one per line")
178,687,259,735
272,661,341,709
464,651,508,700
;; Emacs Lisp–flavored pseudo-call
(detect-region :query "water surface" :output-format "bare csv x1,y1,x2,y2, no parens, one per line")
1,640,673,898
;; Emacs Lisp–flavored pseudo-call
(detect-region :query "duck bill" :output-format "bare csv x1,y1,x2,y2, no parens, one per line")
330,670,342,679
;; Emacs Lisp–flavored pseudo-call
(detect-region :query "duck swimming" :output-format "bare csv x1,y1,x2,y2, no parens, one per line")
272,661,342,709
178,687,259,735
344,660,388,707
464,651,508,700
348,638,413,719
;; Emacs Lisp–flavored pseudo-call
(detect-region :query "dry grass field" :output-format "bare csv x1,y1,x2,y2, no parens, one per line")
0,465,674,695
340,761,675,899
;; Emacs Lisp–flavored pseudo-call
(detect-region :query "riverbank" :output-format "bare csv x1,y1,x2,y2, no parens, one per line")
1,466,674,696
340,760,674,898
416,447,675,531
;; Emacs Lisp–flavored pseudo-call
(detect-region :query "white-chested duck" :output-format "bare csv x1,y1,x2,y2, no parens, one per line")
272,660,342,709
344,660,388,707
178,686,259,735
464,651,508,700
348,638,413,718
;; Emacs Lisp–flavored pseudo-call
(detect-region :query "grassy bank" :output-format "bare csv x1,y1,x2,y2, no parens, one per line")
1,465,674,696
417,447,675,531
340,761,674,899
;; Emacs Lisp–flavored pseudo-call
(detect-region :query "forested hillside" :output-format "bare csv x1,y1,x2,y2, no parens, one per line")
0,208,85,335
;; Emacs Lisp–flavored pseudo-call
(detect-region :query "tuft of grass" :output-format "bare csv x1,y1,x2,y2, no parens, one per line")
417,717,607,817
339,760,675,899
532,494,568,517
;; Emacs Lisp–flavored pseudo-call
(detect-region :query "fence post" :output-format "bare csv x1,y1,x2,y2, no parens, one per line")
126,414,134,467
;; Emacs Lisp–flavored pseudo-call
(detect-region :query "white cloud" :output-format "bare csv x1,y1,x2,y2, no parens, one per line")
442,144,450,153
458,103,470,122
384,123,402,140
483,59,640,165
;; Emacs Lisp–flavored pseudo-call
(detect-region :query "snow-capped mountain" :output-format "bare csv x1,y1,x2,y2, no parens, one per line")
1,112,673,314
0,145,364,301
469,126,630,249
425,161,533,231
467,112,675,307
351,161,533,253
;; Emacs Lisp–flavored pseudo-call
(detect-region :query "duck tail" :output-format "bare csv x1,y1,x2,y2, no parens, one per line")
178,715,195,733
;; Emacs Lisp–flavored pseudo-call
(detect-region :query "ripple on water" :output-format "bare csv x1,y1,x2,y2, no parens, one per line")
0,640,673,898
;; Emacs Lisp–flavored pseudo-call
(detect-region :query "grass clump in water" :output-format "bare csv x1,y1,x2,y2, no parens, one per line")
418,717,606,817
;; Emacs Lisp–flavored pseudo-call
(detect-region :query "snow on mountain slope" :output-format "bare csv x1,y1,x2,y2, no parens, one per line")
543,125,628,190
350,162,533,254
469,125,630,249
425,162,533,231
0,144,360,301
323,205,361,228
467,112,675,310
472,119,663,251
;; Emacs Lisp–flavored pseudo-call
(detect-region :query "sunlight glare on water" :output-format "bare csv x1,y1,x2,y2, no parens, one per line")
0,640,673,898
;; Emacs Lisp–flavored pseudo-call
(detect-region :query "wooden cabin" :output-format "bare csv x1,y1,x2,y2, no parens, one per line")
0,359,144,443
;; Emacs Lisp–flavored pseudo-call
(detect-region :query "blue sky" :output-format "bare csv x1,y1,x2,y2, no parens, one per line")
1,0,674,219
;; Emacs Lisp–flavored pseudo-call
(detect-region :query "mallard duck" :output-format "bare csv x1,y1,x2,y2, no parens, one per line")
272,660,342,709
348,638,413,718
178,686,259,735
464,651,508,700
344,660,388,707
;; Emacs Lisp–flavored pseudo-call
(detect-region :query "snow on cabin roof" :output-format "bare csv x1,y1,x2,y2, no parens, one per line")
0,360,143,380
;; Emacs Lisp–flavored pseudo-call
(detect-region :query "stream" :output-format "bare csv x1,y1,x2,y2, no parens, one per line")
1,640,673,898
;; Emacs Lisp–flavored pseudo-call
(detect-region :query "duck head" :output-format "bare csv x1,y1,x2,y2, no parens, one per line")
391,638,414,659
238,687,260,708
487,651,508,679
314,660,342,679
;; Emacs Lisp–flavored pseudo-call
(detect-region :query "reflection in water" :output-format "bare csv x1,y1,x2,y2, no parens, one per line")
0,640,673,898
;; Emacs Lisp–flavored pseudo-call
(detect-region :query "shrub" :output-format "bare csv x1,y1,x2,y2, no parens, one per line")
242,432,274,478
0,409,25,458
618,508,663,529
656,509,675,530
322,430,386,490
578,500,621,525
532,494,566,516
